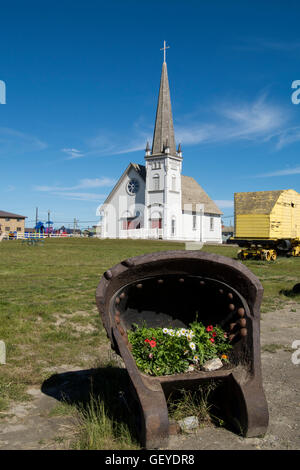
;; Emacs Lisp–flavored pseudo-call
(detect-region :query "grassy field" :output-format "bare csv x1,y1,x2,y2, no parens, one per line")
0,237,299,448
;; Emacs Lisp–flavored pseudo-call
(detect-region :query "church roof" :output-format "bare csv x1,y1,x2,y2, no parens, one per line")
181,175,223,215
151,62,177,156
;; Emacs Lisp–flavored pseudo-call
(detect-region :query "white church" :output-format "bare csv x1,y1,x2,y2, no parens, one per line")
98,46,222,243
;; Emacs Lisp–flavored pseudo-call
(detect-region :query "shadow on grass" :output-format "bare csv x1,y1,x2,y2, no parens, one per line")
280,283,300,298
41,366,141,446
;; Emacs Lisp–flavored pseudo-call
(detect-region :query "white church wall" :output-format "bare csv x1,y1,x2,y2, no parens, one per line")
101,168,145,238
181,209,203,241
203,214,222,243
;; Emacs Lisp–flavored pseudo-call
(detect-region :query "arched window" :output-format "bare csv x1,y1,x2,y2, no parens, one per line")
171,217,176,236
171,175,176,191
153,174,160,191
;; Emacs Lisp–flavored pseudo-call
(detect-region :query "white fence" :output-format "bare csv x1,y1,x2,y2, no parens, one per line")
3,232,74,240
119,228,163,239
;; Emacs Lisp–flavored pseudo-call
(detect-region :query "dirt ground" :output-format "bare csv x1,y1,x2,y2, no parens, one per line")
0,302,299,451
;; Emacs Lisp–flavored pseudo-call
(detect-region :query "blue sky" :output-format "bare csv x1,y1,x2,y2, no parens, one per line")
1,0,300,229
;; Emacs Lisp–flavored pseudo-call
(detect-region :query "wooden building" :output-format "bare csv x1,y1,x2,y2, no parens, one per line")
234,189,300,239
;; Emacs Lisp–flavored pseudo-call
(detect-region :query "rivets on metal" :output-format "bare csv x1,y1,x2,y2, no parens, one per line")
219,289,224,294
200,280,205,285
119,326,125,336
240,328,247,337
115,316,120,325
104,270,113,280
136,283,143,288
228,292,233,300
238,318,246,328
157,279,164,284
179,278,185,283
237,308,245,317
115,297,120,305
120,292,126,299
122,259,134,267
229,304,235,311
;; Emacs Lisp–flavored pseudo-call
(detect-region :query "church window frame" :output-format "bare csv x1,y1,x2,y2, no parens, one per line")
153,173,160,191
171,175,176,191
171,216,176,236
126,178,139,195
210,217,214,231
192,214,197,230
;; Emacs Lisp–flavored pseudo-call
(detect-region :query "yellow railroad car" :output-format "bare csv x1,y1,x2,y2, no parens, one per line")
231,189,300,260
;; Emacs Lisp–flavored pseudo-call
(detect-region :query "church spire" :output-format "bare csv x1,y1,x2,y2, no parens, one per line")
151,43,177,156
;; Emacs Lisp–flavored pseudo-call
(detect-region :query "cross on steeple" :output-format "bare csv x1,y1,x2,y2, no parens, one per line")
160,40,170,63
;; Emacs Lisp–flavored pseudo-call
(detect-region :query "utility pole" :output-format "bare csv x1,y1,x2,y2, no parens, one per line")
73,218,77,236
35,207,38,228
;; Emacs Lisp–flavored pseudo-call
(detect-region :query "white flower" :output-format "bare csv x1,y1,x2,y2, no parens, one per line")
180,328,187,336
189,342,196,351
193,355,199,363
168,329,175,336
175,330,182,337
186,334,193,341
188,364,195,372
162,328,169,334
186,330,195,338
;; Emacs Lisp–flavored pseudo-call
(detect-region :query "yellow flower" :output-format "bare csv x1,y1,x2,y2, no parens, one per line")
221,354,228,360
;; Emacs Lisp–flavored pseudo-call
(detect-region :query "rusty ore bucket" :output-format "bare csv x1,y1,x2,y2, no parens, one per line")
96,250,269,449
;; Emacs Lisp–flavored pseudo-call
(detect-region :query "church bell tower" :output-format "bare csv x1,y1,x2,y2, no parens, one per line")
144,42,183,239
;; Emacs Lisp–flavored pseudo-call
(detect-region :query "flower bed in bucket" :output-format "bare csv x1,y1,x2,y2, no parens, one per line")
128,321,232,376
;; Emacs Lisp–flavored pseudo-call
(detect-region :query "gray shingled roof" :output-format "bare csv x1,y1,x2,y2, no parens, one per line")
181,175,222,215
0,210,26,219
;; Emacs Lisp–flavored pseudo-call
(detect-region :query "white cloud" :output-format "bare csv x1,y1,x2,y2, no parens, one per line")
61,148,85,159
34,177,116,192
51,191,107,201
0,127,47,156
175,95,286,147
256,166,300,177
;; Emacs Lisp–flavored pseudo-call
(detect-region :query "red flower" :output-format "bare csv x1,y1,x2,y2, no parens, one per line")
212,332,217,337
206,325,214,332
144,339,150,343
149,340,157,348
209,338,215,343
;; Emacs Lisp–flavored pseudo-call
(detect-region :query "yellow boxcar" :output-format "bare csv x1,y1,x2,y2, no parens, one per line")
234,189,300,239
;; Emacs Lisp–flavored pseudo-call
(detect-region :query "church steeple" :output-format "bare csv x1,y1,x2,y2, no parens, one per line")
151,44,177,156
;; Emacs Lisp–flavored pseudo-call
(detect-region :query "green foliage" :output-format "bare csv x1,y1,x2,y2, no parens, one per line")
128,321,232,376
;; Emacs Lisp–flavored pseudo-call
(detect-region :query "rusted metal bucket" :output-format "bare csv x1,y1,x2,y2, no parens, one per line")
96,250,269,449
